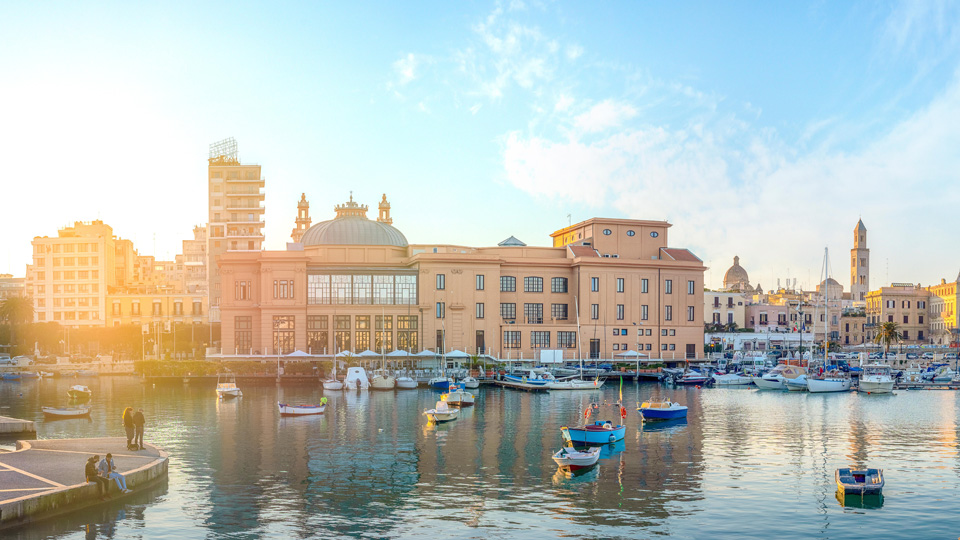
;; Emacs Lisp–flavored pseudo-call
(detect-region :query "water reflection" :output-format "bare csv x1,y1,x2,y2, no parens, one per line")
836,490,884,509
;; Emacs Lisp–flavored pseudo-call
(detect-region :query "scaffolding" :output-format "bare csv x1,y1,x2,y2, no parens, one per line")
209,137,240,165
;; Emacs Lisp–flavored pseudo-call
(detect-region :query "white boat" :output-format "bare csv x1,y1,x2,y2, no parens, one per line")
67,385,92,400
460,376,480,389
785,374,809,392
807,372,852,393
712,372,754,386
902,364,925,384
858,364,895,394
754,365,808,390
370,369,396,390
39,371,55,378
442,384,475,407
343,367,370,390
216,373,242,399
396,376,418,389
424,400,459,423
278,400,326,417
322,378,344,391
549,378,606,390
552,446,601,472
42,405,91,418
932,366,956,383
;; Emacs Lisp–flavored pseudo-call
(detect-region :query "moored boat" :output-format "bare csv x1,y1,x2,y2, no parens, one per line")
460,376,480,389
858,364,895,394
370,369,396,390
503,371,551,387
549,377,605,390
424,400,459,423
637,399,688,421
676,370,711,385
712,372,754,386
278,399,327,417
67,385,92,399
396,376,418,389
2,372,22,381
216,373,242,399
42,405,91,418
552,446,601,472
807,372,852,393
441,384,475,407
19,372,39,379
344,367,370,390
428,376,453,391
785,374,809,392
561,421,626,445
836,467,884,495
39,371,56,378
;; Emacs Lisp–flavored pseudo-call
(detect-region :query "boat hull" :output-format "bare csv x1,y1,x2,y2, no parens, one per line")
503,374,550,387
370,376,396,390
424,410,459,423
549,379,605,390
561,423,626,445
785,376,808,392
217,389,242,398
807,377,851,393
836,468,884,495
322,380,344,391
460,377,480,389
428,378,452,391
859,379,894,394
278,403,325,416
552,447,600,471
395,377,418,389
753,376,785,390
443,391,475,406
42,407,90,418
639,407,688,420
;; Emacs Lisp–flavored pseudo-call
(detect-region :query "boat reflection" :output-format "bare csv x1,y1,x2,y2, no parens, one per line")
640,417,688,433
599,439,626,459
836,489,884,509
552,464,601,485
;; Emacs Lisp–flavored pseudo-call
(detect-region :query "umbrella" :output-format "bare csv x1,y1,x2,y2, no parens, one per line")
385,350,409,357
285,350,311,357
358,350,380,357
335,350,355,357
446,349,471,358
414,349,437,357
615,350,648,358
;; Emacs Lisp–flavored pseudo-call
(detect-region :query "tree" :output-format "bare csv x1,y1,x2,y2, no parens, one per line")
874,322,901,358
0,296,35,355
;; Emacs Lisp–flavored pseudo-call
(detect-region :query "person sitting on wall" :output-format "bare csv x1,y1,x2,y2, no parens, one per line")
86,455,110,500
98,453,131,494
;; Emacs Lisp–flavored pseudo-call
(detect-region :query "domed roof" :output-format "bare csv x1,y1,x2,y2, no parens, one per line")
301,216,408,247
723,256,750,288
820,277,842,287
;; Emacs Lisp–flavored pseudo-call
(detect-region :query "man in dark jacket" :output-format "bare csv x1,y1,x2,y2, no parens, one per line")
122,407,135,450
133,408,146,450
86,455,109,500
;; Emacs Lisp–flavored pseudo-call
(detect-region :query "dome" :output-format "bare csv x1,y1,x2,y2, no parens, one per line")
723,256,750,289
301,215,408,247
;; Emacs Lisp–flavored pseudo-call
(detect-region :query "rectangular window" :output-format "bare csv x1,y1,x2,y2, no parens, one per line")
398,315,418,351
591,304,599,320
500,276,516,292
591,277,599,292
355,328,370,353
617,304,624,320
902,330,909,340
500,303,517,320
132,303,140,315
551,303,568,320
476,330,485,354
688,280,695,294
353,275,372,304
476,302,485,319
152,303,162,316
903,315,908,324
523,303,543,324
308,315,329,354
272,315,295,355
373,275,393,305
551,277,568,293
234,316,252,351
665,305,673,321
476,274,485,290
112,303,121,316
531,331,550,348
523,276,543,293
558,331,576,348
688,306,695,321
503,331,521,349
335,330,351,353
665,280,673,294
193,301,202,315
617,278,624,293
375,315,393,352
436,330,445,352
641,305,649,321
436,302,445,319
641,278,649,293
919,315,924,324
174,302,183,316
436,274,445,290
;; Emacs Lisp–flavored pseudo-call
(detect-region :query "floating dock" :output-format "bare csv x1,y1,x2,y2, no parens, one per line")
0,416,36,435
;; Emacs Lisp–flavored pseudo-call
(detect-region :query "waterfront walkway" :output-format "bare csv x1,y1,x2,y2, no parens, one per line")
0,437,168,530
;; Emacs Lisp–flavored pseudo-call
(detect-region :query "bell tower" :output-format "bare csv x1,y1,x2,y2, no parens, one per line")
291,193,311,243
377,194,393,224
850,219,869,303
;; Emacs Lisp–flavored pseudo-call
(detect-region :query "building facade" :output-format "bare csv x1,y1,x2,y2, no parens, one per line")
927,275,959,345
850,219,870,303
703,290,747,329
0,274,25,300
865,284,930,345
218,196,707,361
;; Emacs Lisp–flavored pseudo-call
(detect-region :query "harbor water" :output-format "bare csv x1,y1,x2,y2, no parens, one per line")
2,376,960,539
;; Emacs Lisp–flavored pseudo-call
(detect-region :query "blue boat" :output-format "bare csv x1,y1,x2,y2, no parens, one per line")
637,399,688,421
561,421,626,445
428,376,453,391
836,467,884,495
503,373,550,387
1,373,21,381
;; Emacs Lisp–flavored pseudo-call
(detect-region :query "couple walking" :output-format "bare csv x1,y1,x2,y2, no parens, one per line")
121,407,146,451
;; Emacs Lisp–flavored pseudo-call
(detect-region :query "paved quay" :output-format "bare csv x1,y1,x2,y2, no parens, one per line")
0,437,168,531
0,416,36,435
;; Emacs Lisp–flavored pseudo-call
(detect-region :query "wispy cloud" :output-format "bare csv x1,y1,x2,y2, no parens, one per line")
393,53,422,85
573,99,637,133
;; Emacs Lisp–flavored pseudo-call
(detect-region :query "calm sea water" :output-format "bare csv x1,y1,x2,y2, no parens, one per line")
1,376,959,539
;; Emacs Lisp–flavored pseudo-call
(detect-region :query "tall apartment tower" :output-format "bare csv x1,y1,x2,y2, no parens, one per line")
850,219,869,303
207,138,265,321
291,193,311,243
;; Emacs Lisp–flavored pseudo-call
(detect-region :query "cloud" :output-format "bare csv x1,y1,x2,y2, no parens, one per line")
566,44,583,60
470,103,482,115
554,94,574,112
393,53,421,85
573,99,637,133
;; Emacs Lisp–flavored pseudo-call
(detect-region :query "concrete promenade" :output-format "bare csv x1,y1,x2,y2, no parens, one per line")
0,437,168,531
0,416,36,435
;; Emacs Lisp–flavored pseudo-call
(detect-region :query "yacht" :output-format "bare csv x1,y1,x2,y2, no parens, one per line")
343,367,370,390
807,371,852,393
396,376,418,389
858,363,894,394
370,369,396,390
754,365,808,390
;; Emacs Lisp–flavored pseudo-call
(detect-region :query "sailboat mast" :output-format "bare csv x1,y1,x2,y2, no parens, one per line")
823,247,829,366
575,296,583,380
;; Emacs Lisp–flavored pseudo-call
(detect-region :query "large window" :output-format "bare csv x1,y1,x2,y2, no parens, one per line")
551,277,568,293
353,275,372,304
235,316,252,352
501,276,516,292
551,303,568,320
273,315,295,355
504,331,521,349
524,303,544,324
375,316,393,352
531,331,550,348
558,331,576,348
332,275,351,304
373,275,393,304
501,303,517,320
398,315,418,351
476,274,485,290
355,316,370,352
436,274,445,290
308,273,417,305
308,275,331,304
307,315,328,354
396,275,417,304
524,276,543,293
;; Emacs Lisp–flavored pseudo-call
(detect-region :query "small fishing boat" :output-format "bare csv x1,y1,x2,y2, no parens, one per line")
423,400,459,423
561,421,626,445
67,385,92,399
428,376,453,391
836,467,884,495
42,405,91,419
441,384,475,407
460,376,480,389
278,399,326,417
396,376,418,389
19,372,39,380
552,446,601,473
637,399,688,421
549,377,606,390
2,372,22,381
216,373,242,399
503,371,551,387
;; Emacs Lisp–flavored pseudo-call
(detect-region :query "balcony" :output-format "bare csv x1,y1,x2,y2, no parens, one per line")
225,190,264,197
224,204,265,212
225,178,265,186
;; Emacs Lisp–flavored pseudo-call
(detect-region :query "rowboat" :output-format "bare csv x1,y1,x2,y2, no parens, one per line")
836,467,884,495
42,406,91,419
278,400,326,417
423,400,459,423
552,446,601,473
67,385,92,399
1,373,21,381
396,376,418,389
561,421,626,445
20,372,39,379
637,399,688,421
549,378,605,390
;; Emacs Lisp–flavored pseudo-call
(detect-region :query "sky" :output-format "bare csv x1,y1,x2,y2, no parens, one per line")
1,1,959,291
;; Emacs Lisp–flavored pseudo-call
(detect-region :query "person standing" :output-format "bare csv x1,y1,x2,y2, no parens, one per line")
133,408,146,450
85,455,110,500
98,453,131,494
122,407,135,450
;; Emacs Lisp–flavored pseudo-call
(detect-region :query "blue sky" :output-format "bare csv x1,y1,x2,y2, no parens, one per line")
2,1,959,290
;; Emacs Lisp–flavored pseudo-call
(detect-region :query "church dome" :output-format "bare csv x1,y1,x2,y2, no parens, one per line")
723,256,750,289
301,216,408,247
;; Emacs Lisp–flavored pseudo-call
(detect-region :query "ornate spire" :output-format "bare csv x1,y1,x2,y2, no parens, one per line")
291,193,311,243
377,194,393,224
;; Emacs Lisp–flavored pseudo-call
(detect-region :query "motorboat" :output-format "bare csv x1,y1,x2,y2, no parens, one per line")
552,446,601,473
902,364,925,384
932,366,956,383
807,371,852,393
836,467,884,495
67,385,92,399
858,364,895,394
19,372,39,379
754,364,808,390
42,405,91,419
423,400,459,423
460,376,480,389
428,376,453,391
637,399,688,421
278,399,326,417
370,369,396,390
343,367,370,390
712,372,754,386
549,378,606,390
503,370,552,387
785,374,809,392
216,373,242,399
322,378,344,391
676,370,711,386
396,376,418,389
441,384,475,407
561,421,626,445
2,372,21,381
39,371,56,378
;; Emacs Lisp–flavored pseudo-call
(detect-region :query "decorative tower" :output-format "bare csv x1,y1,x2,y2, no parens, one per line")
291,193,311,243
377,194,392,224
850,219,869,303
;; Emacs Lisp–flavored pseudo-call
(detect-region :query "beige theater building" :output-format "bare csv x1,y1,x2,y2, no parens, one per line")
217,195,707,362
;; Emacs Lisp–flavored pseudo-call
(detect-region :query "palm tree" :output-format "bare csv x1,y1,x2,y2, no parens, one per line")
874,321,901,359
0,296,35,355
